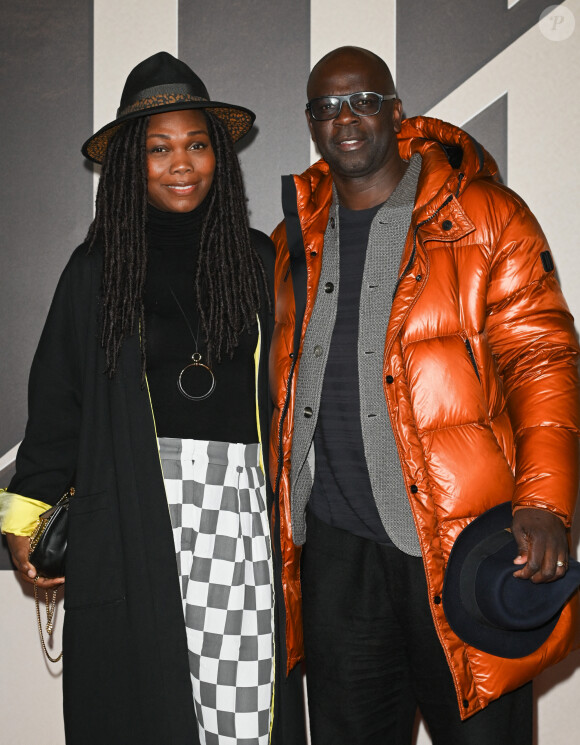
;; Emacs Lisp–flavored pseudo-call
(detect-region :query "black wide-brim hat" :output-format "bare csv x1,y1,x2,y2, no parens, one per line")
443,502,580,658
82,51,255,164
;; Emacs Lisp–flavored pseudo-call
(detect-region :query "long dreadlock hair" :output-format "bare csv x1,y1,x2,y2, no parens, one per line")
86,110,269,381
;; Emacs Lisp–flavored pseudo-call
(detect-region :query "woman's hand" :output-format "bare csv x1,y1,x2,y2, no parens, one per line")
5,533,65,588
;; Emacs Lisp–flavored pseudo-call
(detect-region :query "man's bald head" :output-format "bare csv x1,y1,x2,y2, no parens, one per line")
307,46,396,101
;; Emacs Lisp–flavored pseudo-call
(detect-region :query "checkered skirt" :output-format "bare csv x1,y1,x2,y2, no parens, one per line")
160,438,274,745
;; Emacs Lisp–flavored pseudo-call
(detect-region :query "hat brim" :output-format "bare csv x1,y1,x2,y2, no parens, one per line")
443,502,577,658
81,99,255,164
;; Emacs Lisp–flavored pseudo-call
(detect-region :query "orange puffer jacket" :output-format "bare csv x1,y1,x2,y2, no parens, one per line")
269,116,580,718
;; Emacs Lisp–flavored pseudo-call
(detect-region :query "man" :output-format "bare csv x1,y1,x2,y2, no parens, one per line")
268,46,580,744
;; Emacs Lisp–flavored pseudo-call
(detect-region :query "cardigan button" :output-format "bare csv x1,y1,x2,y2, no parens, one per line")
410,484,418,494
324,282,334,293
304,407,313,418
330,217,336,229
442,219,453,231
434,595,441,605
314,345,323,357
385,375,394,384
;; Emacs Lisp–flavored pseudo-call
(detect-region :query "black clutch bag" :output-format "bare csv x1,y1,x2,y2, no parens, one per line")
28,487,74,578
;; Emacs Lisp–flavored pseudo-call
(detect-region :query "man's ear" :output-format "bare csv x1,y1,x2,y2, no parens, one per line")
392,98,404,134
305,109,317,144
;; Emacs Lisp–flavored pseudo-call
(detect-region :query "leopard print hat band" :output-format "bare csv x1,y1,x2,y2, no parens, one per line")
81,52,255,164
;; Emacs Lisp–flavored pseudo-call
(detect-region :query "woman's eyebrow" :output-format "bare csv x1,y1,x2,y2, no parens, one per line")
146,129,208,138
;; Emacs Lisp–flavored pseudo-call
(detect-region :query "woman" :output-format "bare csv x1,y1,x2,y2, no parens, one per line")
1,52,304,745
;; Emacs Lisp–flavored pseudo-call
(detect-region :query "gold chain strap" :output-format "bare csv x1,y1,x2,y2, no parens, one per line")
33,578,63,663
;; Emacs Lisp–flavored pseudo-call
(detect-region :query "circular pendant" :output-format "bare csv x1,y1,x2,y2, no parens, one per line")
177,353,216,401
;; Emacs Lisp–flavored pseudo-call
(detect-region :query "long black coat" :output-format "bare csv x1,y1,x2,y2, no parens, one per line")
9,233,305,744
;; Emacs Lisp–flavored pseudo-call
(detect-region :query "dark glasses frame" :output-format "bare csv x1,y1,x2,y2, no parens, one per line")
306,91,398,121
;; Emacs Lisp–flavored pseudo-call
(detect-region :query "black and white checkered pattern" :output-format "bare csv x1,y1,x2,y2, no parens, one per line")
160,438,273,745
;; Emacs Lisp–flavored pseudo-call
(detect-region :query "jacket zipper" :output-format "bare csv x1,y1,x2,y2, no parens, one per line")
463,337,481,382
274,355,299,500
253,315,265,472
392,194,453,302
139,319,166,483
144,372,167,483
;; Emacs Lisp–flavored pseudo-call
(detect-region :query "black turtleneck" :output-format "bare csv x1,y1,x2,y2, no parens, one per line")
143,204,259,442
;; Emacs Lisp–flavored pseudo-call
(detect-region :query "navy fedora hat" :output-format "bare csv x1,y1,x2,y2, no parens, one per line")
82,51,255,164
443,502,580,658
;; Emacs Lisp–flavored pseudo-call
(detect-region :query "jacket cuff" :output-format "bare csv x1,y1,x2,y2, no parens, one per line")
512,502,571,528
0,490,52,536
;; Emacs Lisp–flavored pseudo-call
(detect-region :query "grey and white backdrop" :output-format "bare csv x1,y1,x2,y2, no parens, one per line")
1,1,578,742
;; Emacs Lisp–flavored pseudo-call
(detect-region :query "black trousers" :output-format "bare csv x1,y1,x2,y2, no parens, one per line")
301,511,532,745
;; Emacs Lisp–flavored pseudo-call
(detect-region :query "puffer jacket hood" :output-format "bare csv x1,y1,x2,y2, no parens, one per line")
290,115,499,225
269,116,580,718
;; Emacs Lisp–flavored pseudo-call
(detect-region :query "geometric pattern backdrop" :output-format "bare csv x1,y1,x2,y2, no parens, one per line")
1,1,578,742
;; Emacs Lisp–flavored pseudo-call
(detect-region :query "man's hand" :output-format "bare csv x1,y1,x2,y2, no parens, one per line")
511,507,568,583
5,533,65,589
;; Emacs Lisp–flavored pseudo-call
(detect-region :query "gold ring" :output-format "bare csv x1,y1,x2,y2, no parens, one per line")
556,560,566,568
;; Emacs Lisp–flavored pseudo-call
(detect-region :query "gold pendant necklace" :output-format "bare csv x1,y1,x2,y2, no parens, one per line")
169,287,216,401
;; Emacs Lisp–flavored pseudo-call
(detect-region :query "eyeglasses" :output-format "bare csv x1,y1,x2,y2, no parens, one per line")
306,91,397,121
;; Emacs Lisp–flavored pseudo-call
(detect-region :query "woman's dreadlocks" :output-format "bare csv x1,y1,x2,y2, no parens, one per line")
86,111,268,381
